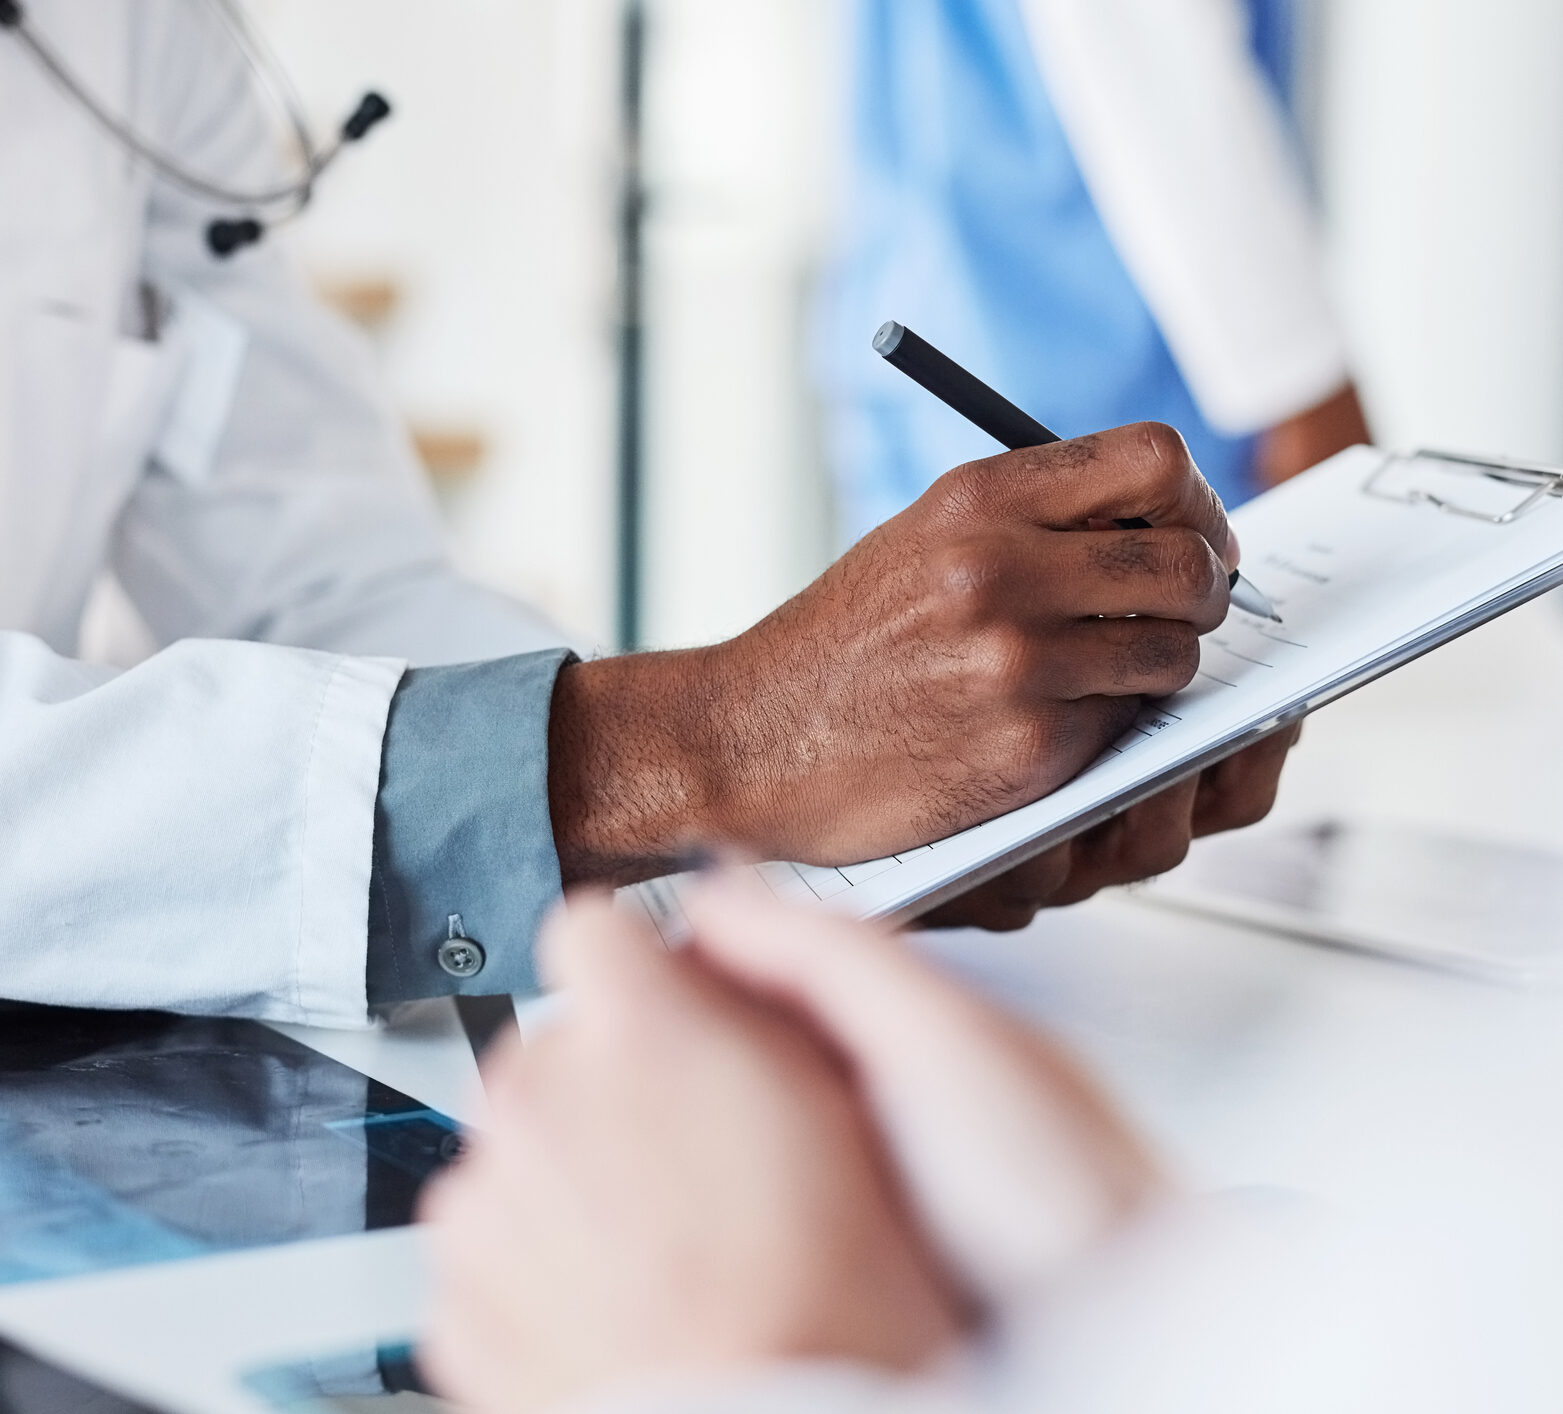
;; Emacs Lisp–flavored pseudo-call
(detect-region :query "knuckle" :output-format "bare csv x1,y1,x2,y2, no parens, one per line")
1106,693,1143,736
1134,421,1191,483
930,460,991,521
1123,622,1200,691
1045,695,1134,772
967,622,1035,700
1157,527,1221,606
929,537,1013,622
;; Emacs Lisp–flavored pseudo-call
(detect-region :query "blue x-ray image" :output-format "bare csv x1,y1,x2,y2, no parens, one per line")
0,1005,461,1286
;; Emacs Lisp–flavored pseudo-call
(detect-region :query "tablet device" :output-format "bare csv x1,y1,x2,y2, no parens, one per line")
0,1005,463,1287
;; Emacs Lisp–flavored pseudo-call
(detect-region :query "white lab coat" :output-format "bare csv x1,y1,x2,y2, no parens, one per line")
1019,0,1349,434
0,1,565,1025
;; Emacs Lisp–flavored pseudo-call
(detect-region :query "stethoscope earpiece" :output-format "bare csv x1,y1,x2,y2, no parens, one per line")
206,218,265,259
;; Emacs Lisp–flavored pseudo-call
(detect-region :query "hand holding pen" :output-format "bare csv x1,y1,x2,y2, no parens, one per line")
549,349,1268,912
873,321,1282,623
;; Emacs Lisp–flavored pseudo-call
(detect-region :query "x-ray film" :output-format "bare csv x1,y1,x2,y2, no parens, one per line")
0,1005,462,1286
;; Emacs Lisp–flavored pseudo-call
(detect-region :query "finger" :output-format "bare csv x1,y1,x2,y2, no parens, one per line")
1034,527,1231,629
1046,617,1204,701
538,891,684,1015
1047,775,1200,907
955,422,1236,570
919,844,1076,931
541,885,801,1059
1191,722,1301,837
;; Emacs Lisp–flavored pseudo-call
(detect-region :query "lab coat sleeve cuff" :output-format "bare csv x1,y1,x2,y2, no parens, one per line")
367,648,578,1004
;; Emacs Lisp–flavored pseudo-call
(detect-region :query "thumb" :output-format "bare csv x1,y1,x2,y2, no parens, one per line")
682,872,988,1068
1070,424,1237,571
538,892,685,1019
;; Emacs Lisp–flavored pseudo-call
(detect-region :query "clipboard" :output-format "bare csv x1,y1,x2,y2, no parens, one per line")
1363,448,1563,524
631,446,1563,935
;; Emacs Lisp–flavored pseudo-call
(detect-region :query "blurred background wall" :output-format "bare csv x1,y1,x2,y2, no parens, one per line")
251,0,624,645
256,0,1563,653
1308,0,1563,466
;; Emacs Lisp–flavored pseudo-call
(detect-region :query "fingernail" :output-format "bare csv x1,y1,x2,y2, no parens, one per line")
1224,526,1241,570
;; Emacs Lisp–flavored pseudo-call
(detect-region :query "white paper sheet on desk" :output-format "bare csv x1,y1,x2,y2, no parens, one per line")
632,446,1563,937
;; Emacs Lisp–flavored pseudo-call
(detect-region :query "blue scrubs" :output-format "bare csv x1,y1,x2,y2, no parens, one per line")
822,0,1296,544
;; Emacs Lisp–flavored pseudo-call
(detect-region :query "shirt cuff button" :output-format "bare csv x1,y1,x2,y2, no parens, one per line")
437,936,486,979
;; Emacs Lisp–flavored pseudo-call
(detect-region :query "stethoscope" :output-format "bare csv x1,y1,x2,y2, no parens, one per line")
0,0,391,257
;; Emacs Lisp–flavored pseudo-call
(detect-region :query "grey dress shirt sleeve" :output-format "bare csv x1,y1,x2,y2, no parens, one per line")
367,649,578,1005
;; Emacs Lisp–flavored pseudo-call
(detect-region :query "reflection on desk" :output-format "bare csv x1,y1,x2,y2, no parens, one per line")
0,1007,462,1286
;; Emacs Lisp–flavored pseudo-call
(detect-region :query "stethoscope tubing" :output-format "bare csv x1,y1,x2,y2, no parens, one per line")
4,0,325,212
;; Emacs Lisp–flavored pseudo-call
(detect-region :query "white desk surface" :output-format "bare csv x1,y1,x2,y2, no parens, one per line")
5,597,1563,1413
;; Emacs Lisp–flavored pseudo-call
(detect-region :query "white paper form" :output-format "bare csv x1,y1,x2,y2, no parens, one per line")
635,447,1563,934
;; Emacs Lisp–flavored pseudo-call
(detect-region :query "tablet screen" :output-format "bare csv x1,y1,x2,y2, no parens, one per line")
0,1006,462,1286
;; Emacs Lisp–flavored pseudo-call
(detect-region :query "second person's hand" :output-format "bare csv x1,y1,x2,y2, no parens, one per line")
420,878,1166,1414
419,894,963,1414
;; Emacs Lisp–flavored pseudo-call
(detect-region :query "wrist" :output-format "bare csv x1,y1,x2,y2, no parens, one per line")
546,645,759,885
1256,382,1370,488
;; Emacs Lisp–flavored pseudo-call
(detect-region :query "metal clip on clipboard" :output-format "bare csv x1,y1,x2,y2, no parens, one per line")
1365,449,1563,525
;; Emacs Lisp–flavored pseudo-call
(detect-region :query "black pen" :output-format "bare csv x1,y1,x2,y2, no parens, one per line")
873,321,1282,623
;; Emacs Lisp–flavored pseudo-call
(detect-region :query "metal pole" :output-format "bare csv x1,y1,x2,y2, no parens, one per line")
615,0,648,651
